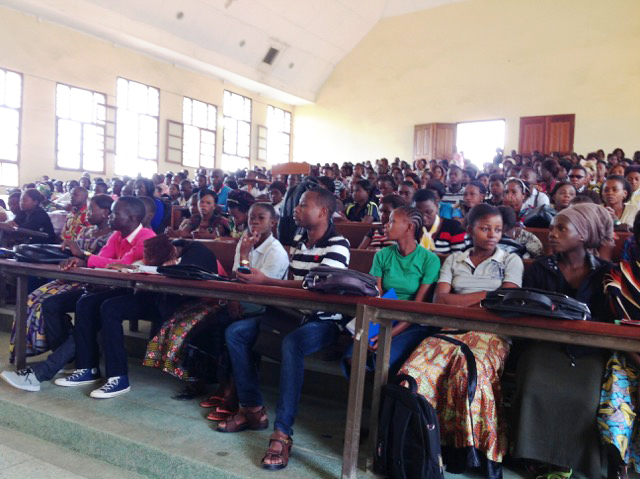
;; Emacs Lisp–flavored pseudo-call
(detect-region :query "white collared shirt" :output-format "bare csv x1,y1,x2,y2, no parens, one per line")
124,223,143,244
233,234,289,279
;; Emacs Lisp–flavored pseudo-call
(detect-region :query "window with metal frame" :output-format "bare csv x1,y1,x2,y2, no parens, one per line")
56,83,107,173
0,68,22,187
115,77,159,177
182,97,216,169
222,90,251,171
266,105,291,165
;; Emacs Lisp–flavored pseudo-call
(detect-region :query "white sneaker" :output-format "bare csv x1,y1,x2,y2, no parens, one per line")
1,368,41,392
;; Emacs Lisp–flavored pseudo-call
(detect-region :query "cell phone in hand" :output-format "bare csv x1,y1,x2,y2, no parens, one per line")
237,266,251,274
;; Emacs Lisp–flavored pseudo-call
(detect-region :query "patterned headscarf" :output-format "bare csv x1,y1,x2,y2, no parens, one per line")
556,203,614,249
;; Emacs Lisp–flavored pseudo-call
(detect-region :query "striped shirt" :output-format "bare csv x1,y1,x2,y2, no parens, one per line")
290,225,350,279
290,224,350,321
420,218,467,254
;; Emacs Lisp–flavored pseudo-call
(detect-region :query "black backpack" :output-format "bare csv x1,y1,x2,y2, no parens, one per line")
277,176,319,246
375,374,445,479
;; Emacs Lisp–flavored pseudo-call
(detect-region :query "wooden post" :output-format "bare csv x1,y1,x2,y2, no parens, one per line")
366,316,393,471
14,274,28,370
341,303,375,479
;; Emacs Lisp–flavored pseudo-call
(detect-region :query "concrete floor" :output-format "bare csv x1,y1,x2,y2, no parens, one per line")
0,328,533,479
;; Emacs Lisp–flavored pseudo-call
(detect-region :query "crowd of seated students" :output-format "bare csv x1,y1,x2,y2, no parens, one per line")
1,147,640,477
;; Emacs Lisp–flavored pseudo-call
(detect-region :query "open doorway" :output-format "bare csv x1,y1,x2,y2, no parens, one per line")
456,120,505,168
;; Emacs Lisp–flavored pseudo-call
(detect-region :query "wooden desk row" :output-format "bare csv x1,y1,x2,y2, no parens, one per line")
2,259,640,479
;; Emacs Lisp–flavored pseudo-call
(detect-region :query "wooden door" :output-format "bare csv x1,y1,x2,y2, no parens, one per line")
414,124,433,161
519,116,546,155
545,114,575,154
519,114,575,155
433,123,456,160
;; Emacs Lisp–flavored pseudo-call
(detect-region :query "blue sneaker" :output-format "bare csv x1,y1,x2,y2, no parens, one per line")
90,376,130,399
54,368,101,387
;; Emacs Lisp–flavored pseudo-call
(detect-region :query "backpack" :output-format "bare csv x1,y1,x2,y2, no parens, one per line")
277,176,319,246
375,374,444,479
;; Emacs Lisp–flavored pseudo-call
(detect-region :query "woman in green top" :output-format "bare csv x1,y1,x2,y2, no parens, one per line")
342,206,441,376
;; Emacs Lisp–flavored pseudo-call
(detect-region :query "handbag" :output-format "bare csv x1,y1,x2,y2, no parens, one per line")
302,265,379,296
13,243,73,264
481,287,591,320
157,264,233,282
522,204,557,228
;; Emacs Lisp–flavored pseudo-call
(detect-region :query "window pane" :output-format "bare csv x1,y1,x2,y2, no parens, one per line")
116,78,159,175
183,98,192,125
0,161,19,186
223,91,251,163
5,72,21,109
266,105,292,165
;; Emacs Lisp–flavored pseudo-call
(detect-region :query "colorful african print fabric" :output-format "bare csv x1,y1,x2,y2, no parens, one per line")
143,300,221,381
399,331,510,462
598,352,640,471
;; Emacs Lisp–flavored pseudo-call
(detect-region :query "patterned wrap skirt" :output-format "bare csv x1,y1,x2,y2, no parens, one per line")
9,280,83,362
598,352,640,471
399,331,510,463
143,299,221,381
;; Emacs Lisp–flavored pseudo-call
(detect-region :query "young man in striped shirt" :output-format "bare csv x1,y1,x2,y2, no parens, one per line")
217,187,350,471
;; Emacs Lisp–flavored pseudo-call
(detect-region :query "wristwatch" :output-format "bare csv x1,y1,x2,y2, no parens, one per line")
240,259,250,267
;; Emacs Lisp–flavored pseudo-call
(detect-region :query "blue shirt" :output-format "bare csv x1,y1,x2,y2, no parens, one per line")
439,202,462,219
214,186,232,212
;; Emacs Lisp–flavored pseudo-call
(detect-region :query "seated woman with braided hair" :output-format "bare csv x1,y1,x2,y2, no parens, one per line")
511,203,614,479
342,205,441,377
399,203,524,477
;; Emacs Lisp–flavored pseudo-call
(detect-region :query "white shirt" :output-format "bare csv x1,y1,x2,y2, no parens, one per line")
232,234,289,279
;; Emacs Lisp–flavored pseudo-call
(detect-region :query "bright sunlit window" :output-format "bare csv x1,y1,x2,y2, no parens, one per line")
222,90,251,171
56,84,106,173
183,97,216,169
456,120,505,168
0,68,21,187
115,78,159,177
266,105,291,165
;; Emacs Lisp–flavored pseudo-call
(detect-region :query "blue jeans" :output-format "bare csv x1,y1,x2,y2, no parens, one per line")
225,314,339,437
341,324,438,378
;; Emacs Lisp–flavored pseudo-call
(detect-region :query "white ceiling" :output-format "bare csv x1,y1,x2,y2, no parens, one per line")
1,0,464,105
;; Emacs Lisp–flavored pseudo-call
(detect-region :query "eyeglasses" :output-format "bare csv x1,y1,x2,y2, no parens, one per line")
568,175,585,179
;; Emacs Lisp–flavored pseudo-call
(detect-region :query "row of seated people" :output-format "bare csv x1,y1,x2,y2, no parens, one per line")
1,185,640,478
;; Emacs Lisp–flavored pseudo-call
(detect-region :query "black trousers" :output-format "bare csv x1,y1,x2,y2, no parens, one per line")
75,291,188,378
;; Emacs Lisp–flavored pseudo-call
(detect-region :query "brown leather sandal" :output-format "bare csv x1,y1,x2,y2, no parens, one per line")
261,432,293,471
216,407,268,433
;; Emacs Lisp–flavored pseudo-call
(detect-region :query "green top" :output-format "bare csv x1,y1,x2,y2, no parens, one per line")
369,244,440,300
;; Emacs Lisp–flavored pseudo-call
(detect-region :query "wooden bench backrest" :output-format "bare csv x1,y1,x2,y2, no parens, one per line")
335,222,376,249
527,227,630,262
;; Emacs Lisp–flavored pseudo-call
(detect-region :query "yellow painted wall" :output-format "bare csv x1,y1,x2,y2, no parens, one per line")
293,0,640,165
0,7,292,186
